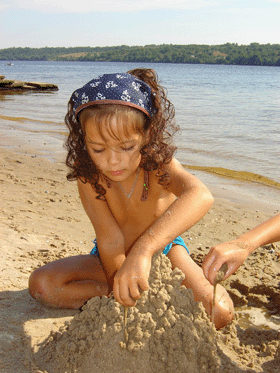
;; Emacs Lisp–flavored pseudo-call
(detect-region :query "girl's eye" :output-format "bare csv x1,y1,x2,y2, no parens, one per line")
121,145,135,152
92,148,104,154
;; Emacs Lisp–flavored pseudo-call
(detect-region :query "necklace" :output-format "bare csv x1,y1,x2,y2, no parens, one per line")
118,168,140,199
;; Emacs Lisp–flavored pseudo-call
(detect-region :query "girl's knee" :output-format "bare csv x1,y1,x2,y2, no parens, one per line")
29,267,43,297
213,304,234,329
212,286,234,329
28,267,59,308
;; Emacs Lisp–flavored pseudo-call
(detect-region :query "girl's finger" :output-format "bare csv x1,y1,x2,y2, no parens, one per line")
208,260,224,285
202,251,216,279
138,277,149,292
113,281,120,304
128,281,142,301
118,282,137,307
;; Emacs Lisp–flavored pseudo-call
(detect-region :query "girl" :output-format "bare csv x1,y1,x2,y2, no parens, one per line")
29,68,233,329
203,213,280,285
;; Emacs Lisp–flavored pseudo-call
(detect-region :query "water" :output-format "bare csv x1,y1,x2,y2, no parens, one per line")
1,61,279,207
236,306,280,331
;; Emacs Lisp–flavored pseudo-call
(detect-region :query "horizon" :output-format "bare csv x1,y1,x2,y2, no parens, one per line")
0,0,280,49
1,41,280,51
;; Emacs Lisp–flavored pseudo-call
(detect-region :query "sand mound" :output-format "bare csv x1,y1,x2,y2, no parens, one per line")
35,253,220,373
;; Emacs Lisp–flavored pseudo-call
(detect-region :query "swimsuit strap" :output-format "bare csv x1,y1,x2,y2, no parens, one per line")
141,170,149,201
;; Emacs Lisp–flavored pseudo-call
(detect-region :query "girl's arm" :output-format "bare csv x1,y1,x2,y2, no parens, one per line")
77,179,126,287
113,158,214,306
202,213,280,285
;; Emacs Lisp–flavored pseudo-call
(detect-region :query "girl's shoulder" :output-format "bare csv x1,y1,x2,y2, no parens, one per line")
164,158,210,195
146,158,188,195
162,157,187,178
147,158,187,185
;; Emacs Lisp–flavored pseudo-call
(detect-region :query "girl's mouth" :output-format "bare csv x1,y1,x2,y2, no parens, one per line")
109,170,124,177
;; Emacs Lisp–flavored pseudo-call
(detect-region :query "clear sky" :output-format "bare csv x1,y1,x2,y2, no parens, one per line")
0,0,280,49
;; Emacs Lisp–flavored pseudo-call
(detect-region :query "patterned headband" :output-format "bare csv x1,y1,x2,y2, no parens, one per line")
71,72,154,118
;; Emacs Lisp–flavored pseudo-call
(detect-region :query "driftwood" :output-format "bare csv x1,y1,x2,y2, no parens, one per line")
0,75,58,91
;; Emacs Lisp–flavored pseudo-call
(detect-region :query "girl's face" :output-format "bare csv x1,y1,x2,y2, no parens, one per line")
84,116,145,182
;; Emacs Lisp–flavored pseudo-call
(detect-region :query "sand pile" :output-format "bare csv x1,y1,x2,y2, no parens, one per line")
35,253,221,373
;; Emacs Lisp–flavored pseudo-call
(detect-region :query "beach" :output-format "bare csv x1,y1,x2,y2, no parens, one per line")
1,146,279,373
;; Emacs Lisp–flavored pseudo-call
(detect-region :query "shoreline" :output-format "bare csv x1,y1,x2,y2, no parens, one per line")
1,123,279,212
1,146,279,372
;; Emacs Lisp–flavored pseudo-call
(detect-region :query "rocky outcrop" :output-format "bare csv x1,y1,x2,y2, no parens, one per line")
0,75,58,91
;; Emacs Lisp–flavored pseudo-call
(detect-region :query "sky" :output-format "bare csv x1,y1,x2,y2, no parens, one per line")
0,0,280,49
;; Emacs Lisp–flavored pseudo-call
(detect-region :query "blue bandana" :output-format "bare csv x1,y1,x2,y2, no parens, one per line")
71,73,154,118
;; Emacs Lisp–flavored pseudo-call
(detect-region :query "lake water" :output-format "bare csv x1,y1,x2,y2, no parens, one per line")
1,61,279,209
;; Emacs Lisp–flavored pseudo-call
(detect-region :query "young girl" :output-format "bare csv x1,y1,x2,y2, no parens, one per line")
203,213,280,285
29,68,233,329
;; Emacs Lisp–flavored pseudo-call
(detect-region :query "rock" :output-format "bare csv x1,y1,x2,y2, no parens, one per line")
0,78,58,91
0,79,13,86
26,81,58,89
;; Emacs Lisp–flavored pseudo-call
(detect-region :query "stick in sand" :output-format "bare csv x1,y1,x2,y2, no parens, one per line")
124,306,129,343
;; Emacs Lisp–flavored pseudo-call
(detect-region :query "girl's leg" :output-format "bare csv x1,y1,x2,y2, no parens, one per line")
167,245,234,329
28,254,109,309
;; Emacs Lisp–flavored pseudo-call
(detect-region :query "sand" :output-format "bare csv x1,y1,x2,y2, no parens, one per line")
0,147,279,373
36,253,220,373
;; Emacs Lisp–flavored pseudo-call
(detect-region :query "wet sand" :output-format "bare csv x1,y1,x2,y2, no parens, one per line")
0,147,279,372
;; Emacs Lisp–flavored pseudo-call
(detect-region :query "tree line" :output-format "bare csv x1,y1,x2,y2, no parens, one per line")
1,43,280,66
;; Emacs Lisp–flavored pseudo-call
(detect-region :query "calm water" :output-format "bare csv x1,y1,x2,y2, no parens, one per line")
1,61,279,207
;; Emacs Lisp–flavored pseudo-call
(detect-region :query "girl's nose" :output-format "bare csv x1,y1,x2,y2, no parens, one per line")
107,149,120,165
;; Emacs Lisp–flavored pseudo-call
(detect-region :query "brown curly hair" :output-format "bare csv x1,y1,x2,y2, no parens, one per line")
65,68,179,199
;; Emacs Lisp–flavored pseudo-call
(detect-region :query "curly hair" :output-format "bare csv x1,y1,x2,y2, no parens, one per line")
64,68,179,199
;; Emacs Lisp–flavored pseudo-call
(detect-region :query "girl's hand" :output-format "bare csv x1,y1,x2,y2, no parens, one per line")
202,240,251,285
113,252,151,307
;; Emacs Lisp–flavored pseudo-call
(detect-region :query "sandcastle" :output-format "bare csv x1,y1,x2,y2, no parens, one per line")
35,253,221,373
